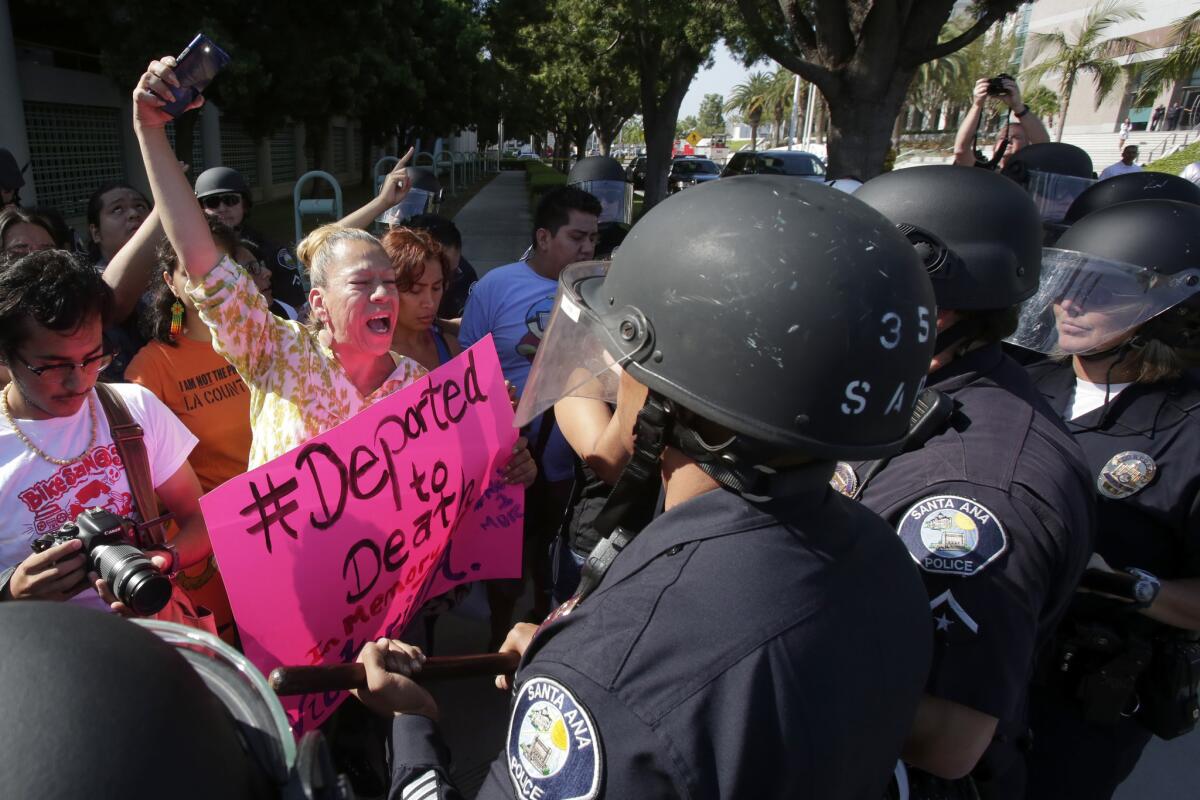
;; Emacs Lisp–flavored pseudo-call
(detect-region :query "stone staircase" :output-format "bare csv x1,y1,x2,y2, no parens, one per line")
1059,129,1199,174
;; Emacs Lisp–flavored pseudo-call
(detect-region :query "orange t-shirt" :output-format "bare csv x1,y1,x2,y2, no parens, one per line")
127,334,252,644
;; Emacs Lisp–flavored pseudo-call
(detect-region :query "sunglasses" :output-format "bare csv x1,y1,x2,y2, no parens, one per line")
17,351,114,379
201,193,243,210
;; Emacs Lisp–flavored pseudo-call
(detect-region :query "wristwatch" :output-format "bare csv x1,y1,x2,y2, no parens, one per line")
1126,568,1162,608
1014,105,1030,118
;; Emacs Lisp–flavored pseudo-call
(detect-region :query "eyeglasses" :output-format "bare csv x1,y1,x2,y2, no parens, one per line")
201,193,243,210
237,258,267,276
16,351,114,379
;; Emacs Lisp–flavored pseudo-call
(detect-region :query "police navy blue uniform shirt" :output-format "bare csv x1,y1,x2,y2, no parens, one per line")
1024,361,1200,579
386,467,934,799
846,344,1094,727
1022,361,1200,798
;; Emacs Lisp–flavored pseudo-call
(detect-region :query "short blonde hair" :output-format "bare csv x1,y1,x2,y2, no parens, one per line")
295,224,383,290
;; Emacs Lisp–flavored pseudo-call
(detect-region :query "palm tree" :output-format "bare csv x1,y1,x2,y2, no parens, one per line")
766,68,796,146
725,72,773,148
1134,11,1200,108
1022,1,1144,142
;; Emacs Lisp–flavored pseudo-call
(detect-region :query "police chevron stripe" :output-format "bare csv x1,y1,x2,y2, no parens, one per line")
402,770,440,800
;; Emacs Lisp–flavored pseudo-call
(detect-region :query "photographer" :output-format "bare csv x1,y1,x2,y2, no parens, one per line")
954,76,1050,171
0,250,213,611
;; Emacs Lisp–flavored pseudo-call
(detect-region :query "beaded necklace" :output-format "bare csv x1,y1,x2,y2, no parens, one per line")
1,385,97,466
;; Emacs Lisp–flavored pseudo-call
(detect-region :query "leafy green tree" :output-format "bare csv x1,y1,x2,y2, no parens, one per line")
1023,85,1060,123
676,115,700,137
730,0,1025,178
724,71,773,147
697,93,726,137
766,68,796,146
1023,1,1144,142
1133,10,1199,106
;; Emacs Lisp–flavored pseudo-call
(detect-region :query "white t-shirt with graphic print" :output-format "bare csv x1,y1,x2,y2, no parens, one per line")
0,382,197,610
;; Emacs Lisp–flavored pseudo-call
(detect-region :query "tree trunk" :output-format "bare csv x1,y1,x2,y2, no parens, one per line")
642,107,678,208
825,74,914,180
1056,77,1072,143
750,122,759,149
773,109,785,146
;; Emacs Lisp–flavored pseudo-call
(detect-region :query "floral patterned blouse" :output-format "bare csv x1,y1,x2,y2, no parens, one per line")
188,256,427,469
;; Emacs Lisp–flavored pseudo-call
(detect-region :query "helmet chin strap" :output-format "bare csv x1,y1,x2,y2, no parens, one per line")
564,392,834,610
932,316,985,362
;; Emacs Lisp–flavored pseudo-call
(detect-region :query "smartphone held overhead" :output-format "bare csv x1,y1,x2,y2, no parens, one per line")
162,33,231,119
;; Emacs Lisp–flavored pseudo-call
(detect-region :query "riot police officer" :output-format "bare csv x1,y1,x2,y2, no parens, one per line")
851,165,1095,799
0,603,353,799
378,175,940,798
1009,199,1200,799
1061,169,1200,226
566,156,632,257
998,142,1095,244
194,166,306,309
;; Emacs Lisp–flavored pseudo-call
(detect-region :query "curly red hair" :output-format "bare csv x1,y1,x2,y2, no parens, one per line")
381,227,451,291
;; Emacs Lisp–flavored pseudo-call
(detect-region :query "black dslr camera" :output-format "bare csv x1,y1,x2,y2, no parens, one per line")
987,73,1014,96
33,508,172,615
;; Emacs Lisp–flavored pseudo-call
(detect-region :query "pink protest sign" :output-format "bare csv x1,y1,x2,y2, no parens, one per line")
199,337,524,736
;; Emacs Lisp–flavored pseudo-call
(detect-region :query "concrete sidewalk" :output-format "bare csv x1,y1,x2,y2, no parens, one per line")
453,170,530,276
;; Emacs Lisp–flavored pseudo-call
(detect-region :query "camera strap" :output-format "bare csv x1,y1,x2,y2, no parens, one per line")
94,383,169,548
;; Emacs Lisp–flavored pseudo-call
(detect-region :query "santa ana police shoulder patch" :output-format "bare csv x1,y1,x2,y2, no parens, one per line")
897,494,1007,577
507,676,602,800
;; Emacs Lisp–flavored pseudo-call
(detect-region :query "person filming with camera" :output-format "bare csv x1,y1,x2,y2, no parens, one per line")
954,75,1050,171
0,250,213,614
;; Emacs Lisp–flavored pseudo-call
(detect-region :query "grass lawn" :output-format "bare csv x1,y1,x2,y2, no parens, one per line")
1146,140,1200,176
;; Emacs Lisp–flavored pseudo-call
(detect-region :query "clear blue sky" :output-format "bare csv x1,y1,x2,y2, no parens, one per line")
679,44,773,119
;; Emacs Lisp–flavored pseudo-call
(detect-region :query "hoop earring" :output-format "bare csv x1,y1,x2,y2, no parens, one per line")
169,299,185,342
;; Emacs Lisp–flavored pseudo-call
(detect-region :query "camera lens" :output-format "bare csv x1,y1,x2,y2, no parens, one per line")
91,542,172,615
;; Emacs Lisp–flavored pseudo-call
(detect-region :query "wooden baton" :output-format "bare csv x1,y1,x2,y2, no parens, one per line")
269,651,521,696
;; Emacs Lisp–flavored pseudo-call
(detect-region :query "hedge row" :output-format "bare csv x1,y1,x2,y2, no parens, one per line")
525,159,568,205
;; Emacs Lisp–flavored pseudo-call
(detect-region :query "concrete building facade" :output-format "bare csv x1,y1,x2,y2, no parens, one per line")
1023,0,1200,135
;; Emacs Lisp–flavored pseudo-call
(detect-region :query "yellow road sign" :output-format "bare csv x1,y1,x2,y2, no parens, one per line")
685,131,701,147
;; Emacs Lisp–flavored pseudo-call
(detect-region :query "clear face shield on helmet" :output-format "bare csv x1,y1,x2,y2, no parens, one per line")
573,180,633,226
514,261,644,427
377,187,439,226
1025,170,1096,224
1006,249,1200,356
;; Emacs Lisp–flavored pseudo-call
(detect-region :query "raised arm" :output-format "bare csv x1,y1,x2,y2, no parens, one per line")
132,58,220,281
953,79,990,167
102,207,162,323
338,148,415,230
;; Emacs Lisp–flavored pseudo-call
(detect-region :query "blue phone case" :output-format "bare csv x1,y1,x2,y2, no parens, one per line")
162,33,231,119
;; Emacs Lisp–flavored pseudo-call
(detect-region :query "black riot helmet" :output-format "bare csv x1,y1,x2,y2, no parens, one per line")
1009,199,1200,356
567,155,632,232
1001,142,1094,182
1001,143,1097,232
516,175,937,464
1064,171,1200,224
0,603,350,800
855,165,1043,311
0,147,24,192
195,166,252,201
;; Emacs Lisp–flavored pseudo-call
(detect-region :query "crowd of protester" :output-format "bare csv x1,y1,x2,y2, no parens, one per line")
0,60,1198,800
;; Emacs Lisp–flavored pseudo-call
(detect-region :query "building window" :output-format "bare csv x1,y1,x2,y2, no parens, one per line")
271,126,297,184
219,119,259,187
332,126,348,174
22,101,124,219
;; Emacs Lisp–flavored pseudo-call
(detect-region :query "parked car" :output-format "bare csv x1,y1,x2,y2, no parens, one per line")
626,155,648,189
667,158,721,193
721,150,826,181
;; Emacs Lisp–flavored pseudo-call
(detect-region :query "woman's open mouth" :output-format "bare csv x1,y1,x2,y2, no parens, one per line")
366,313,392,335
